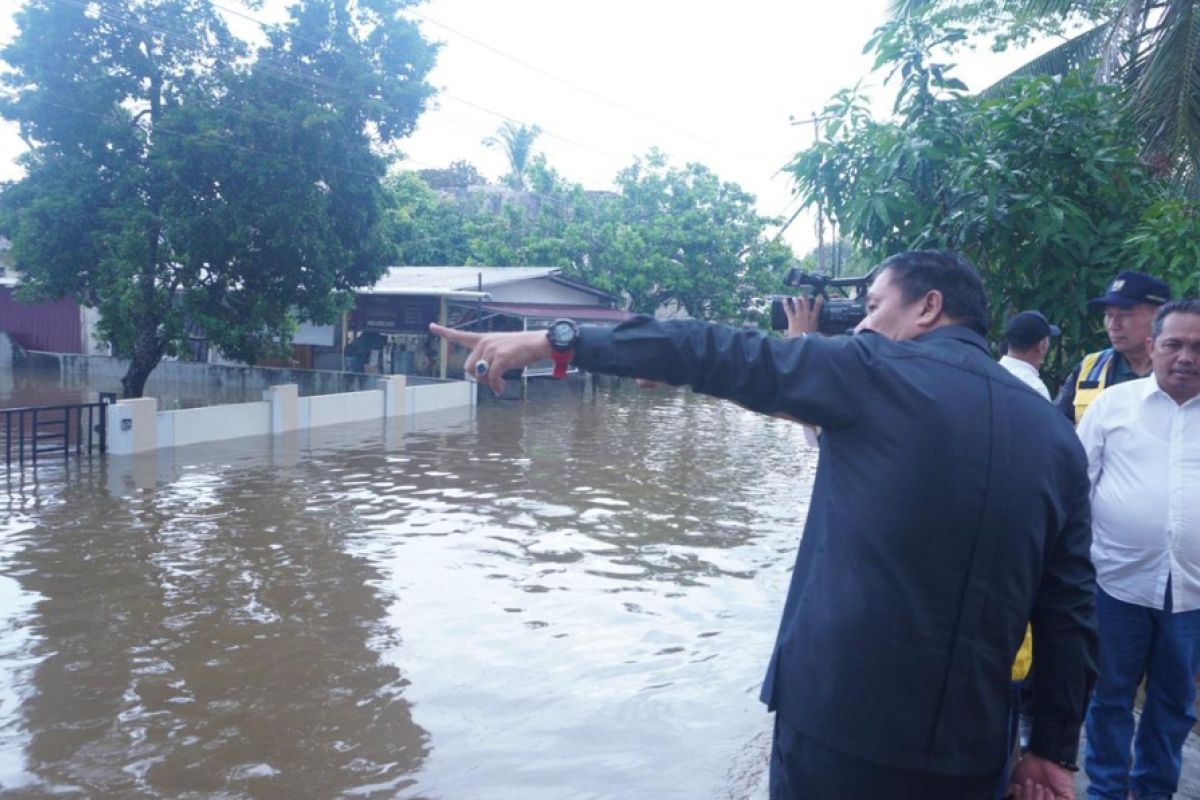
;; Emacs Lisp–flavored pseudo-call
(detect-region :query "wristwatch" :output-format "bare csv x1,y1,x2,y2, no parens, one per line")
546,318,579,379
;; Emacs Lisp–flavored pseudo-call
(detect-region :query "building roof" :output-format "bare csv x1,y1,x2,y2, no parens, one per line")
364,266,562,296
478,302,633,323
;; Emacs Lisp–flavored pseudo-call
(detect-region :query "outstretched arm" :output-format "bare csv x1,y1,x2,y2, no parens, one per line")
430,316,874,429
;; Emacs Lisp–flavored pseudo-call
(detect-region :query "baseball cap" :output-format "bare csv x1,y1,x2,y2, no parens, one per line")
1004,310,1061,348
1088,270,1171,308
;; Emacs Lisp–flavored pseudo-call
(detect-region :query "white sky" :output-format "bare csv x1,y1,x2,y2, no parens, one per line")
0,0,1055,254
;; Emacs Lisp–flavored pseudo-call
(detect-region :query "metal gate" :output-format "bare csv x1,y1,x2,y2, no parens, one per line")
1,398,111,469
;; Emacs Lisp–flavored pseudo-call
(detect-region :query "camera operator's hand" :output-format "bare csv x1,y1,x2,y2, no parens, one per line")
783,295,823,338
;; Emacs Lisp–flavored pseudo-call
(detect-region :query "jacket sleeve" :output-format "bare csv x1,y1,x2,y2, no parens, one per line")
1052,362,1082,423
1027,442,1099,768
574,316,875,429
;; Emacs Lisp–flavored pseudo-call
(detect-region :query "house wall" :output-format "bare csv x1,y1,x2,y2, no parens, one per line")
0,287,83,353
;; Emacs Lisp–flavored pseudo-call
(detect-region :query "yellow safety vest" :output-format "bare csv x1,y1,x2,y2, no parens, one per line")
1012,625,1033,682
1073,348,1116,423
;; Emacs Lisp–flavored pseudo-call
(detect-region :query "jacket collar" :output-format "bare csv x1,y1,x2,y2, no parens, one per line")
913,325,992,355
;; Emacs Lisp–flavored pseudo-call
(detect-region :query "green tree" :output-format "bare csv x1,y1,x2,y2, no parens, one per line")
887,0,1200,188
482,122,542,190
789,58,1173,381
416,160,488,191
595,151,794,319
385,171,474,265
0,0,437,396
384,152,795,322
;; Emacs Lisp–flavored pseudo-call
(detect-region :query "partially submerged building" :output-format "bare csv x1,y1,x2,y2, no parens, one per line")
328,266,631,379
0,252,630,381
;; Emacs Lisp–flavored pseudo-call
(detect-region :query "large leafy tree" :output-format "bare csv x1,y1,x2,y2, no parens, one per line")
385,151,795,322
595,150,794,319
887,0,1200,188
0,0,437,397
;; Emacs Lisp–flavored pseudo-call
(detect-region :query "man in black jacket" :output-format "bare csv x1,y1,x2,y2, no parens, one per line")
431,251,1097,800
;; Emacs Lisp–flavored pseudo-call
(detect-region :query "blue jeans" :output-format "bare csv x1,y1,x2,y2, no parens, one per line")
1084,584,1200,799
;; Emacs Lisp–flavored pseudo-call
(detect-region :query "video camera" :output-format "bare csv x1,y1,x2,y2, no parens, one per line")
770,267,871,336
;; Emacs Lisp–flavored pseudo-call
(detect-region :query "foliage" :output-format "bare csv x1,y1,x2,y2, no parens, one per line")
788,54,1185,381
385,150,796,322
482,122,542,190
886,0,1200,189
0,0,436,396
385,171,475,265
1123,198,1200,290
416,160,488,191
597,150,794,319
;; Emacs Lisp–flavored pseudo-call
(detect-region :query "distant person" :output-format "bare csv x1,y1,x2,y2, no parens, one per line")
1076,299,1200,800
1054,271,1170,422
431,251,1098,799
999,310,1060,401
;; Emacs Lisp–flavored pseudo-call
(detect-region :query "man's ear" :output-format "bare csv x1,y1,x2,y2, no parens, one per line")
1037,338,1051,359
917,289,945,327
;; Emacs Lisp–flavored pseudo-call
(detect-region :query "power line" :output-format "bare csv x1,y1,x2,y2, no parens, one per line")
43,0,625,165
404,7,777,167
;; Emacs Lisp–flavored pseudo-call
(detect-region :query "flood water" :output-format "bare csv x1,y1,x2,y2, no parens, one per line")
0,385,816,799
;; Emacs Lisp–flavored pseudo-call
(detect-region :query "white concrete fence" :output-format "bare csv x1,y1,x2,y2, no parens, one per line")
106,375,475,455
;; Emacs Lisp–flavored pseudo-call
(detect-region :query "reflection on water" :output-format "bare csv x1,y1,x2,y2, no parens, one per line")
0,386,816,799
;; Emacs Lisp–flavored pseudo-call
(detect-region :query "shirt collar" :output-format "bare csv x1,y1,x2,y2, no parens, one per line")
1144,373,1200,408
999,354,1040,377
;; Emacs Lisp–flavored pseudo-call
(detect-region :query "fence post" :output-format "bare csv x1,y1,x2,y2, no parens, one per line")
107,398,158,455
264,384,299,434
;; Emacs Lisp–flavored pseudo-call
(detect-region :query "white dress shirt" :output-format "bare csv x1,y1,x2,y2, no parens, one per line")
1077,376,1200,611
998,355,1051,401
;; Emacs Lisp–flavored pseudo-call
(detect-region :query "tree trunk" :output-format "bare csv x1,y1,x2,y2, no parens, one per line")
121,328,164,399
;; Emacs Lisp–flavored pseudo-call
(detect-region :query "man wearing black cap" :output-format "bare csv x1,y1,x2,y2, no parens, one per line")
1000,310,1061,401
1053,270,1171,422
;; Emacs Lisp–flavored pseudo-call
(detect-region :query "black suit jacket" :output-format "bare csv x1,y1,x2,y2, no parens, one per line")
575,317,1097,776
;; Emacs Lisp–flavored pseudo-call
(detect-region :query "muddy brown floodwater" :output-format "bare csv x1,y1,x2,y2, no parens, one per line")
0,385,817,799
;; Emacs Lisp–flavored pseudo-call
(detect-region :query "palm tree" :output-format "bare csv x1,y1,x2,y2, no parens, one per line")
889,0,1200,187
482,122,542,190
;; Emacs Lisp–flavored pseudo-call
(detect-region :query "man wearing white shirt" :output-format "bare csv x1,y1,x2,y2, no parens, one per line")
1077,299,1200,800
999,310,1059,401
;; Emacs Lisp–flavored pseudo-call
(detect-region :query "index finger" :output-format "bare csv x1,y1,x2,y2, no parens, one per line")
429,322,482,349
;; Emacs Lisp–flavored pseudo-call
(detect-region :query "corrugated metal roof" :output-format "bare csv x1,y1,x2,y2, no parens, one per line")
479,302,633,322
364,266,561,295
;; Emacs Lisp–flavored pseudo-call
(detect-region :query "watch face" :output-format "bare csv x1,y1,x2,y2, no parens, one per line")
550,320,575,347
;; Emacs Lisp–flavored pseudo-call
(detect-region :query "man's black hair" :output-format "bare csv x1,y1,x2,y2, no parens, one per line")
1006,329,1045,352
1151,298,1200,339
876,250,990,336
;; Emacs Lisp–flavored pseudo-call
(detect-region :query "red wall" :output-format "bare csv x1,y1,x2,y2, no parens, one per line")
0,287,83,353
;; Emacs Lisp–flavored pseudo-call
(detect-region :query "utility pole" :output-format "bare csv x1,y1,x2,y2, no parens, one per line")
789,112,835,272
811,112,825,274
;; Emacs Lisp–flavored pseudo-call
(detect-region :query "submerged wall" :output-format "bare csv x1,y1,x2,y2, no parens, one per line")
19,351,447,396
106,376,476,455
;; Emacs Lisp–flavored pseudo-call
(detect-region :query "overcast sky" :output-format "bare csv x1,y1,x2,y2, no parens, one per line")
0,0,1052,254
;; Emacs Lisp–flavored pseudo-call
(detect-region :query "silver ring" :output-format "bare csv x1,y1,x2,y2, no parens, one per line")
475,360,489,376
